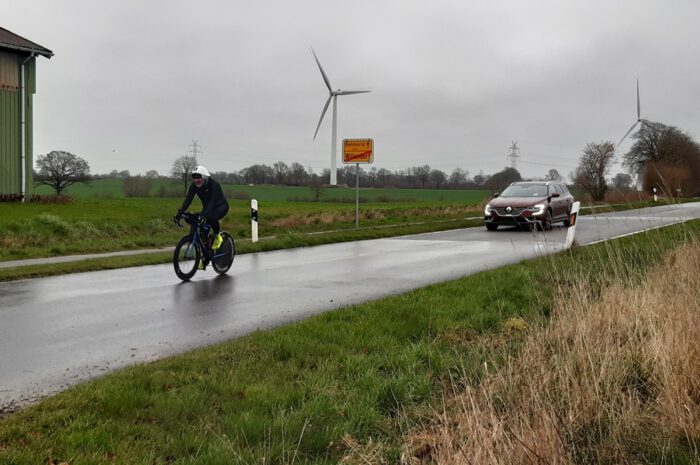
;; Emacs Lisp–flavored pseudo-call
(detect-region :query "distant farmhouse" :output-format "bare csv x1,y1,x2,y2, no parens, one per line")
0,26,52,200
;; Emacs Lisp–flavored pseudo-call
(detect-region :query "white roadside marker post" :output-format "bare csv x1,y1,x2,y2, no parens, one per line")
565,201,581,249
653,187,657,202
251,199,258,243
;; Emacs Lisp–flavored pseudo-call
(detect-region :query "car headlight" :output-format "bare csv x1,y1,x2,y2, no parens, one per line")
484,204,492,215
532,204,545,215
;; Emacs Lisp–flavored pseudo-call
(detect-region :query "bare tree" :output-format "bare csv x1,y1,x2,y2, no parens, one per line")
611,173,633,190
484,167,521,192
473,170,488,186
429,169,447,188
448,167,468,186
573,141,615,201
273,161,289,185
623,121,700,196
145,170,160,179
308,176,325,201
241,164,273,184
170,156,198,194
413,165,431,188
289,162,308,186
34,150,91,195
545,168,562,181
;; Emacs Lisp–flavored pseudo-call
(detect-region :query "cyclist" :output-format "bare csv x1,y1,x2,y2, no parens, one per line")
174,165,229,251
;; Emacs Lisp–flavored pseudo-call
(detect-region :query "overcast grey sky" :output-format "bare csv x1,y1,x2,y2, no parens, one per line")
5,0,699,179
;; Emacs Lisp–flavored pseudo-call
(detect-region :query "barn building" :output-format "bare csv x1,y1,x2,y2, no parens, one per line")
0,26,53,200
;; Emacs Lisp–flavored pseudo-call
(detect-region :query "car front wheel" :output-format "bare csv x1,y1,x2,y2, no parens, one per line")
539,210,552,231
563,209,572,228
486,223,498,231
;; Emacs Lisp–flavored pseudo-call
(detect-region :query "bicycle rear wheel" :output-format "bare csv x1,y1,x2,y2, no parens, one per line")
212,232,235,275
174,235,201,281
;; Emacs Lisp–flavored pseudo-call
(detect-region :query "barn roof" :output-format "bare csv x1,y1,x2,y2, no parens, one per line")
0,26,53,58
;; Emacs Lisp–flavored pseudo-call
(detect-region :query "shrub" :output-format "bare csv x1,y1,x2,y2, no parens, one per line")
30,195,73,203
0,194,72,203
0,194,24,202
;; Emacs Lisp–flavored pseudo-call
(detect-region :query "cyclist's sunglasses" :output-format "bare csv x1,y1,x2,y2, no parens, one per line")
191,173,202,180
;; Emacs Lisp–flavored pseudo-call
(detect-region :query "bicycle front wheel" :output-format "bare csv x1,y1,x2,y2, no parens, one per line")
212,232,235,275
174,234,201,281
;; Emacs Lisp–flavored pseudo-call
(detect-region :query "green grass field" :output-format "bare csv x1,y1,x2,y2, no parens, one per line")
33,178,490,203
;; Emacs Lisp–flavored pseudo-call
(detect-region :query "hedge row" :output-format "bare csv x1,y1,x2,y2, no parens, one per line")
0,194,73,203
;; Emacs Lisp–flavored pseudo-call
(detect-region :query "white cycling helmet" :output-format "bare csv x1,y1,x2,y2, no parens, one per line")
191,165,210,179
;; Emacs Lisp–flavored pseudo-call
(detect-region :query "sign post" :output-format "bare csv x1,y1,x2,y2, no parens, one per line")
342,139,374,228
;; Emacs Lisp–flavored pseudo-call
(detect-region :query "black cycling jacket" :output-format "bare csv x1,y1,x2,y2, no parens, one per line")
179,177,229,214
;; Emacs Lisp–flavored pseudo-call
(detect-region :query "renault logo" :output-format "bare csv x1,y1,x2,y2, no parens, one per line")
505,206,512,214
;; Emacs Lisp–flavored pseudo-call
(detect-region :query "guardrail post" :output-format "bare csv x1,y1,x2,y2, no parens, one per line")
251,199,258,243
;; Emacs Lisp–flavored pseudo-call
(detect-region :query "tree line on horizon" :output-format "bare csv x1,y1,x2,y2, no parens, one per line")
28,120,700,200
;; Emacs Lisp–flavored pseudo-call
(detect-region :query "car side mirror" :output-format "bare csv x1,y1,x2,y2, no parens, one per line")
493,192,500,198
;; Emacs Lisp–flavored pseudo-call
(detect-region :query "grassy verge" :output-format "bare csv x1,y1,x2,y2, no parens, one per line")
408,229,700,464
1,220,698,464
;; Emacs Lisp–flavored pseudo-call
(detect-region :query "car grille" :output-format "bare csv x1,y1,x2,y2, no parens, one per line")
494,207,526,216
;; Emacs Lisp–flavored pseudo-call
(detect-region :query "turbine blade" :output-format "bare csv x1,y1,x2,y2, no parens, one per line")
313,95,333,141
617,120,639,147
311,47,332,92
338,90,371,96
636,79,641,119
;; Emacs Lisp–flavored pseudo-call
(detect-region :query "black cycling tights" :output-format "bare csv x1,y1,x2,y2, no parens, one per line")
202,204,229,234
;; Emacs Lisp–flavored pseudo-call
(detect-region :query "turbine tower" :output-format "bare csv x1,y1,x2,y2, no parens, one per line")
311,47,371,185
507,141,520,170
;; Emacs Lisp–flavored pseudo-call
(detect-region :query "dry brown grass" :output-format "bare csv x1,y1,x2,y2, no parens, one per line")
604,190,653,204
268,206,479,229
269,212,356,227
404,242,700,465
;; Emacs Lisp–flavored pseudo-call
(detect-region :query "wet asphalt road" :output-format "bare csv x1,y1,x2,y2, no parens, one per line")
1,202,699,410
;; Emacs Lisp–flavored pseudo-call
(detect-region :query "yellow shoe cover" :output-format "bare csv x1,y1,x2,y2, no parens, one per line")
212,233,223,250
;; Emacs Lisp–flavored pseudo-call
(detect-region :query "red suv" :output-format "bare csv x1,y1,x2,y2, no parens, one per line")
484,181,574,231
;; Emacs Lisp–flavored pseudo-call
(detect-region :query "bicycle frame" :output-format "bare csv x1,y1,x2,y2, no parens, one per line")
179,213,229,262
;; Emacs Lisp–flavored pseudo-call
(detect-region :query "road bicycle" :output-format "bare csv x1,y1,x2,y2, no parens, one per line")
173,212,235,281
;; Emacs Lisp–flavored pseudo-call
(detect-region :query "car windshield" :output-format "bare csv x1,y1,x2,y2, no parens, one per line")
500,184,548,197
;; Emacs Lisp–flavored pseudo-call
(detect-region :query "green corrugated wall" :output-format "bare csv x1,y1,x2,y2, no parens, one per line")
0,54,35,198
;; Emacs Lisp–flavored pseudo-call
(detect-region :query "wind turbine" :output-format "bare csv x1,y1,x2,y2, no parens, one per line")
311,47,371,186
617,79,647,148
